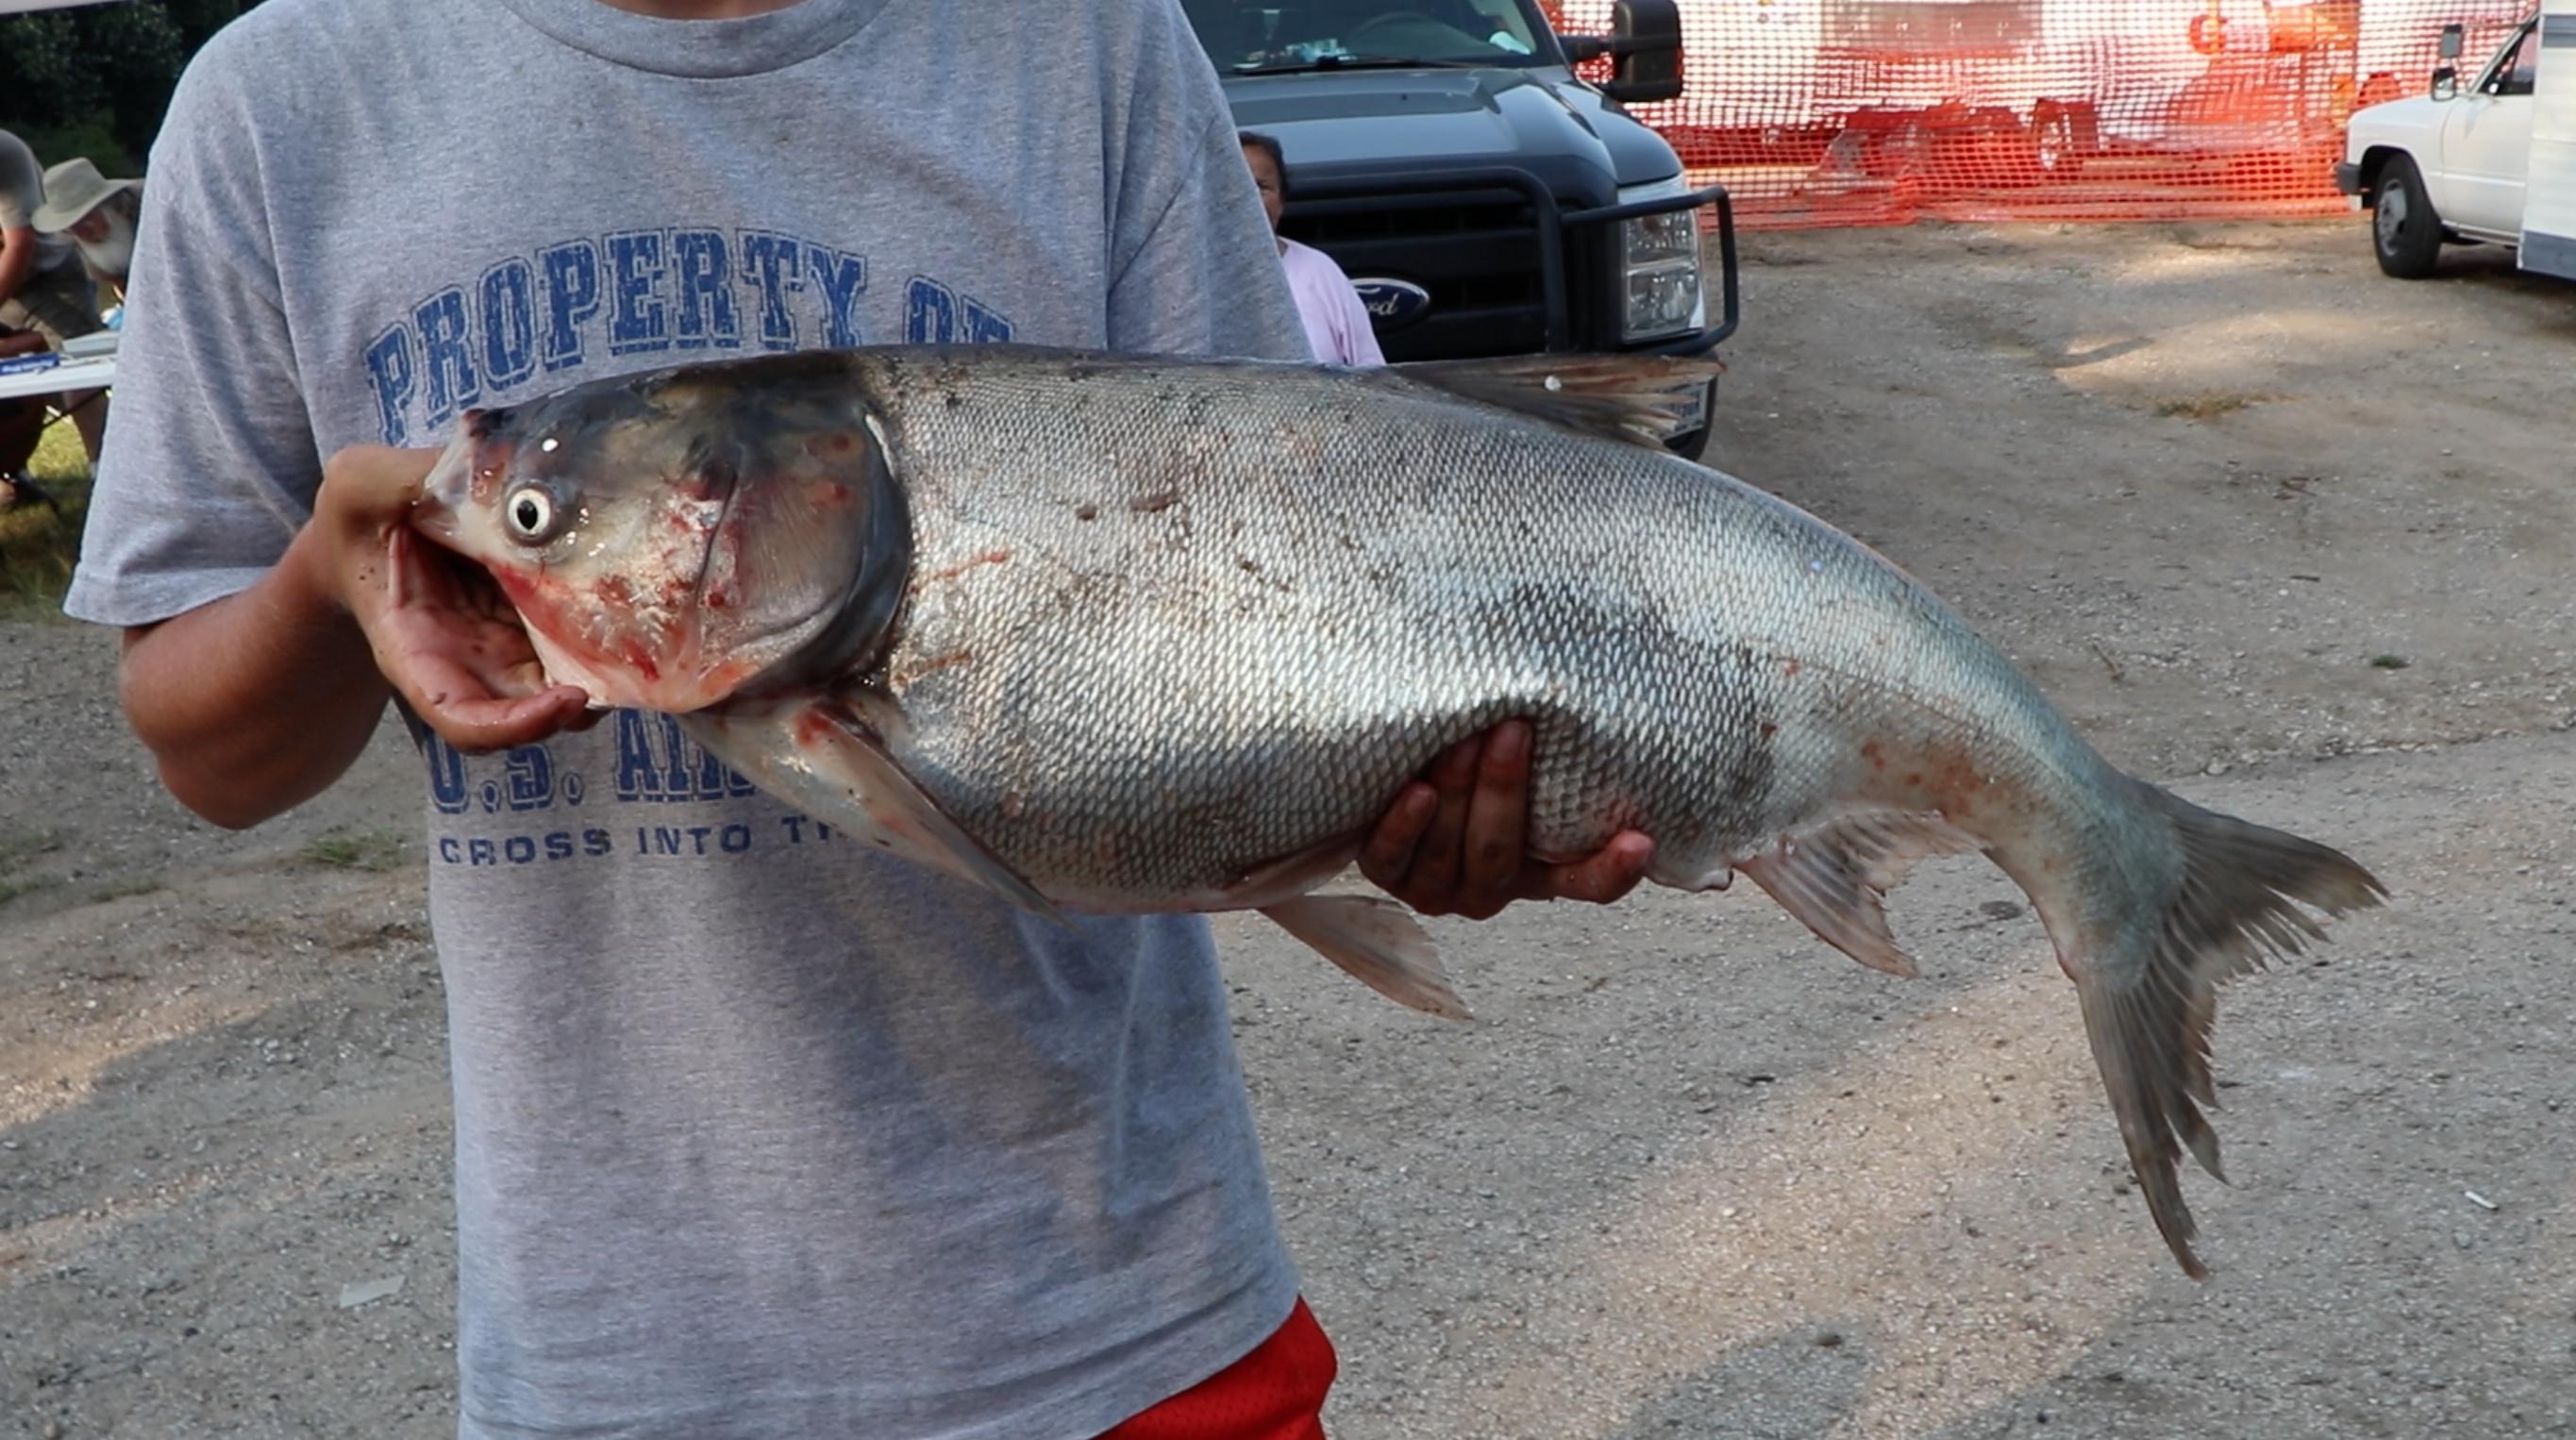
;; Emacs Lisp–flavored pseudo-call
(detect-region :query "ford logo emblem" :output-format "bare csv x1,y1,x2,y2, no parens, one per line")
1349,277,1432,332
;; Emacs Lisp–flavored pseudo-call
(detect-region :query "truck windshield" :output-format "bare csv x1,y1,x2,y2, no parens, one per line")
1179,0,1556,73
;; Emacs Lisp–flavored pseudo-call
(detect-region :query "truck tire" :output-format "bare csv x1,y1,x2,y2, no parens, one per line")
2371,156,2444,279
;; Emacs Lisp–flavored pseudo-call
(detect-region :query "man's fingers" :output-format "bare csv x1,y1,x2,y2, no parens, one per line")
313,445,451,615
372,616,588,746
320,443,443,527
1402,733,1486,900
316,452,590,755
1458,719,1533,905
1534,831,1657,905
378,525,427,610
1366,723,1660,920
1358,781,1438,890
422,687,594,755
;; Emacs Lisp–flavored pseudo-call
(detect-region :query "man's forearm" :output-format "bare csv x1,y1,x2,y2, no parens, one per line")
120,530,394,829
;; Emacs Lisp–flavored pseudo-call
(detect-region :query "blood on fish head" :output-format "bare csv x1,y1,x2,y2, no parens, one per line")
411,352,913,713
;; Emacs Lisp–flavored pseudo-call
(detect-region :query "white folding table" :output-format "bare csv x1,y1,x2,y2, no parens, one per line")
0,355,117,403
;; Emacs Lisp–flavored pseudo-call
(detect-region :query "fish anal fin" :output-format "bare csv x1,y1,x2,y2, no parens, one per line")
1217,834,1367,910
1260,895,1472,1021
1389,354,1723,450
1737,809,1987,979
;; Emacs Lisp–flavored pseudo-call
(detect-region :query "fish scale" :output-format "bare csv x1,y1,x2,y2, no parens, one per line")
873,354,1853,898
417,343,2387,1280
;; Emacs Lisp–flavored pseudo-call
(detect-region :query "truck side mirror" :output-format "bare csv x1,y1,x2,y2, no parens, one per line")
2432,64,2457,101
1599,0,1683,105
2437,23,2463,59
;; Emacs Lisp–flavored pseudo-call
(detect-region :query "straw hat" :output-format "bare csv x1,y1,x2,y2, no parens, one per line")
31,157,140,234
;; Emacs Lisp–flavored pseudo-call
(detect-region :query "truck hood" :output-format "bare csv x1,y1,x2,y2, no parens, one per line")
1221,67,1680,206
2345,94,2446,159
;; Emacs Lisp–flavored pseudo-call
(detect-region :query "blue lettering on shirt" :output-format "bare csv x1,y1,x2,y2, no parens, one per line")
612,711,755,802
805,243,868,348
503,745,558,811
368,227,1008,459
606,229,671,356
480,258,539,391
670,228,741,351
905,276,955,344
614,710,665,800
425,734,470,814
427,828,614,866
540,240,602,373
739,230,804,350
907,276,1014,344
965,296,1013,343
364,322,418,447
414,287,479,428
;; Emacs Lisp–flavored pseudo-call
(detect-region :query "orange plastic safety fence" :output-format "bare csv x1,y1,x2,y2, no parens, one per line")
1542,0,2534,228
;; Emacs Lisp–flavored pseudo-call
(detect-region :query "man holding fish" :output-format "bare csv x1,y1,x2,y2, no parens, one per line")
62,0,1653,1436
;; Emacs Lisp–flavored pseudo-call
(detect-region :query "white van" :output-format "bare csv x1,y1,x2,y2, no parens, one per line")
2336,2,2576,279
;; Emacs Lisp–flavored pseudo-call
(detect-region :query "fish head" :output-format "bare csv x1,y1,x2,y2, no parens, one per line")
412,353,912,713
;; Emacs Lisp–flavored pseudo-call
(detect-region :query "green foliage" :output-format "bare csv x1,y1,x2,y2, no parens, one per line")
8,117,136,177
0,1,267,171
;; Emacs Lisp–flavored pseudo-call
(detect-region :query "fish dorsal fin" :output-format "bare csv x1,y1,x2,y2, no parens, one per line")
1387,354,1725,450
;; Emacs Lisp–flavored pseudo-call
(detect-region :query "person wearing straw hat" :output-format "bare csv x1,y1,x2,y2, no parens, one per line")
34,156,143,304
0,128,110,499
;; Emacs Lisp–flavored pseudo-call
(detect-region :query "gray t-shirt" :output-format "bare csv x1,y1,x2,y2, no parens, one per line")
65,2,1317,1436
0,128,77,276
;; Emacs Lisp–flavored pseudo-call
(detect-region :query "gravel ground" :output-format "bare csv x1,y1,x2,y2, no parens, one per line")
3,217,2570,1439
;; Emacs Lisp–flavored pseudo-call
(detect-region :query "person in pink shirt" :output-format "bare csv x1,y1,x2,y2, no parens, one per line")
1239,130,1387,368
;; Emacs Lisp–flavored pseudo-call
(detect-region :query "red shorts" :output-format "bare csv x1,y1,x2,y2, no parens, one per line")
1097,1296,1338,1440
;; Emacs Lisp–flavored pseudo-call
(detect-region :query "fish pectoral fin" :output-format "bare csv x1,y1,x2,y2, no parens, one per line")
1386,354,1724,450
1259,895,1472,1021
1736,810,1987,980
1216,833,1368,910
795,700,1067,924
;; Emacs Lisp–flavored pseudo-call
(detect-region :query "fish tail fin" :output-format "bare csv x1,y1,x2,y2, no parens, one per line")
2062,778,2387,1279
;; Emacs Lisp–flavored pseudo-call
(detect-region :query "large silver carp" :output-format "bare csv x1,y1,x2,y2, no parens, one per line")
412,344,2384,1278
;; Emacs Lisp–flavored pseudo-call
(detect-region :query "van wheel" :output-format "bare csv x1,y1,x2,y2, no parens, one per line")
2372,157,2444,278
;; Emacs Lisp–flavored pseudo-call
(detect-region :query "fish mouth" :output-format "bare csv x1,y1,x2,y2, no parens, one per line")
410,421,490,545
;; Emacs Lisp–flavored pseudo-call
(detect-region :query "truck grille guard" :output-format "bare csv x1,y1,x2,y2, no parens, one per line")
1283,165,1740,358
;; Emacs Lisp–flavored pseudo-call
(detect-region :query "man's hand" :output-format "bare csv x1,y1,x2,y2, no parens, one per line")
307,444,594,753
1360,720,1654,921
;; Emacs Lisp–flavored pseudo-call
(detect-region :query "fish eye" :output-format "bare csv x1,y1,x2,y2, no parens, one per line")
503,485,564,544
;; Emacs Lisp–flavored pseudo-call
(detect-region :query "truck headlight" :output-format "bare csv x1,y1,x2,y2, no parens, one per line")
1617,177,1706,342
